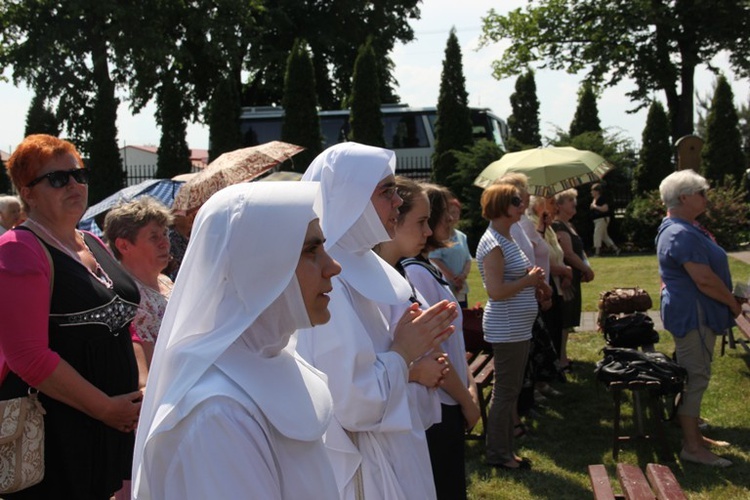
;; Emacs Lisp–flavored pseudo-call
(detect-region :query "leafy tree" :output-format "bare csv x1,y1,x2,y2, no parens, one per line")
450,139,505,254
348,38,384,147
634,101,673,193
481,1,750,143
155,77,192,179
281,39,322,172
25,92,60,137
208,76,243,162
0,0,160,202
569,83,601,138
432,28,473,190
702,76,746,185
507,71,541,151
242,1,420,110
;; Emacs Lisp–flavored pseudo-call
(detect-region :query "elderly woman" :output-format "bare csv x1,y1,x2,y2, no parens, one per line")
656,170,739,468
133,182,342,498
553,188,594,370
104,197,173,387
476,183,546,470
0,134,142,498
294,142,457,500
0,195,22,235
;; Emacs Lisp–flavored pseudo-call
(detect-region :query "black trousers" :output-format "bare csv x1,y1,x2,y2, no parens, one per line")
426,403,467,500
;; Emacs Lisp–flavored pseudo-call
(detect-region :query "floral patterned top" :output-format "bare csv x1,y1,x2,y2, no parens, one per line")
131,274,173,343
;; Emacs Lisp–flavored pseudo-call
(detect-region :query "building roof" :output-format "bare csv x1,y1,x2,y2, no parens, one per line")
121,145,209,168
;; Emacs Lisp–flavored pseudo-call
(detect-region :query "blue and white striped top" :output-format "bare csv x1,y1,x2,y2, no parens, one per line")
476,226,538,343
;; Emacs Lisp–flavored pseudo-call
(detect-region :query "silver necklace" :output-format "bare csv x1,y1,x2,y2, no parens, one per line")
24,218,114,289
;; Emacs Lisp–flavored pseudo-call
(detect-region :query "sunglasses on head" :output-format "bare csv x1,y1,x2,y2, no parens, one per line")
510,196,523,207
27,168,90,188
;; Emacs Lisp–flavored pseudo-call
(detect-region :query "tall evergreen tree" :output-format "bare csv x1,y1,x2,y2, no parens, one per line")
87,72,122,203
156,77,192,179
569,83,601,137
507,71,541,151
349,38,384,147
634,101,673,193
702,76,746,185
281,39,323,173
0,158,10,194
432,28,473,189
208,75,243,163
24,92,60,137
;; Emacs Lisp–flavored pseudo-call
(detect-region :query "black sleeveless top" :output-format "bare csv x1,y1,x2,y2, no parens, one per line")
1,228,140,500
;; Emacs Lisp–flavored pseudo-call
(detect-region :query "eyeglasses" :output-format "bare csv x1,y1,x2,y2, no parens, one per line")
510,196,523,207
377,184,398,200
27,168,90,188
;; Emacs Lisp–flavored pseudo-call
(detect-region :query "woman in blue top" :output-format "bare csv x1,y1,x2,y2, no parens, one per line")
476,183,545,470
656,169,740,468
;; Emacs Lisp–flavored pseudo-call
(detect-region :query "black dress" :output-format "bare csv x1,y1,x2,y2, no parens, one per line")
552,220,584,329
1,230,140,500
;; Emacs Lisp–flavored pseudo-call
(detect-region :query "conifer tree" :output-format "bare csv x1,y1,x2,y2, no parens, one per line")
633,101,673,193
569,82,601,137
349,38,384,147
0,159,10,194
87,80,122,203
156,77,192,179
208,75,243,163
507,71,541,151
24,92,60,137
281,39,323,172
432,28,473,189
702,76,746,185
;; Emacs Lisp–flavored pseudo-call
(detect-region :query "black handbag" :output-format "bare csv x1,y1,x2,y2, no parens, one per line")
602,312,659,348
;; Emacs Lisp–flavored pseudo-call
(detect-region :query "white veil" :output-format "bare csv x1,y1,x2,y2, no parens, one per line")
133,181,329,496
302,142,411,305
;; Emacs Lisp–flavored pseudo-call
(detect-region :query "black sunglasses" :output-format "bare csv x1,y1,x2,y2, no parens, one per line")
27,168,90,188
510,196,523,207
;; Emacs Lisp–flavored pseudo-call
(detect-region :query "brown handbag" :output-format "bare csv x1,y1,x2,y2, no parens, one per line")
598,287,653,315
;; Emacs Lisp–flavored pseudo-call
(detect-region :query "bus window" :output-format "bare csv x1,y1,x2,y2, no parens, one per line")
320,115,350,148
241,118,283,147
385,113,429,149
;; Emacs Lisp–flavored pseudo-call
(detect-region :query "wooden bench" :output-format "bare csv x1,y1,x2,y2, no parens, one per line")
728,303,750,353
589,463,687,500
464,350,494,440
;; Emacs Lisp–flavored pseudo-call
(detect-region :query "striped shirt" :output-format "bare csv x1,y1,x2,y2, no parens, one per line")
476,226,538,343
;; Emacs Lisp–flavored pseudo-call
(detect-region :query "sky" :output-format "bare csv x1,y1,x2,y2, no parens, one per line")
1,0,748,153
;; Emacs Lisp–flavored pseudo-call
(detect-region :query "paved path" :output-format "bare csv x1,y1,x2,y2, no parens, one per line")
579,251,750,332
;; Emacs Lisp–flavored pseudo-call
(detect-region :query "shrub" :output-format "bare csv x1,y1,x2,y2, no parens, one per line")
622,190,665,252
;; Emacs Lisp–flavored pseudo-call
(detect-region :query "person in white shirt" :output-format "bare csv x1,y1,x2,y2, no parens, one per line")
132,182,342,500
295,142,457,500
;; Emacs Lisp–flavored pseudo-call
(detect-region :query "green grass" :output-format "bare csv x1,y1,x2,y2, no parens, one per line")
464,254,750,499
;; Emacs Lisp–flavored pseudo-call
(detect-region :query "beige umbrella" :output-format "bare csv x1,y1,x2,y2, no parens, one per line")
258,171,303,182
172,141,304,214
474,146,614,196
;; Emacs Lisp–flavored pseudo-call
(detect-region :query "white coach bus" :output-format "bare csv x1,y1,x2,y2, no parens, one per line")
239,104,509,179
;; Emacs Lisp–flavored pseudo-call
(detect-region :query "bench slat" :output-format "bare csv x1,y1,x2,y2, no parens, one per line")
588,464,617,500
616,463,655,500
645,463,686,500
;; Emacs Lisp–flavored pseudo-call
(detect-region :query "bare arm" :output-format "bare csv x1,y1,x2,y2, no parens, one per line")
440,358,480,429
133,341,150,390
684,262,742,317
36,359,142,432
483,247,544,301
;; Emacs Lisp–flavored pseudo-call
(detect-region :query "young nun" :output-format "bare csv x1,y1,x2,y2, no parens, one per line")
132,182,341,499
294,142,458,500
375,179,480,500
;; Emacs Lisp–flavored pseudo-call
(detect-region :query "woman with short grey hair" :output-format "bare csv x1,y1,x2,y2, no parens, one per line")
656,169,738,468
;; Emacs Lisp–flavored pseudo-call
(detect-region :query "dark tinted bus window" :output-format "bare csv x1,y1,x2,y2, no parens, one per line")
384,113,429,149
320,115,350,148
241,118,283,147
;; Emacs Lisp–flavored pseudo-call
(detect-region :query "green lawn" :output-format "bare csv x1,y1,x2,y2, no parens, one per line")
464,254,750,499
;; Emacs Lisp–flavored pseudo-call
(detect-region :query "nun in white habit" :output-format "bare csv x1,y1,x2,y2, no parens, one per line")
294,142,457,500
132,182,341,500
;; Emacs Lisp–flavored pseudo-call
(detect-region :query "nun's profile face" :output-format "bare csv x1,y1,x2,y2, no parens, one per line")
296,219,342,326
370,174,403,238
